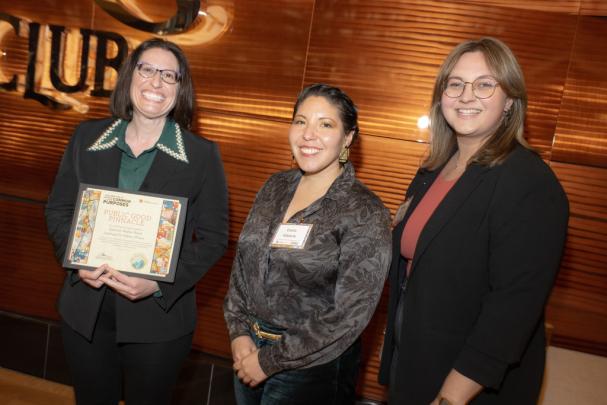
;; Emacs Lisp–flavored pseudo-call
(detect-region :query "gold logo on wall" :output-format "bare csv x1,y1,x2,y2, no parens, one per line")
0,1,231,112
94,0,231,45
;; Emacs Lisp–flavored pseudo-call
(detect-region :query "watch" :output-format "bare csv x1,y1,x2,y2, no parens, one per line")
438,398,453,405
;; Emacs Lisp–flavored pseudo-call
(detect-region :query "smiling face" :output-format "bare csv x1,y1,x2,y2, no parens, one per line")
441,51,513,148
130,47,179,122
289,95,353,178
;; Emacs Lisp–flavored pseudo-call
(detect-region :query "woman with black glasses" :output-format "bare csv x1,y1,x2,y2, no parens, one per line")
379,37,568,405
45,38,229,404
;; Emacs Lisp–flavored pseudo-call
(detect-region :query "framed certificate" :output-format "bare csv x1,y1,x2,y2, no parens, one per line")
63,184,187,282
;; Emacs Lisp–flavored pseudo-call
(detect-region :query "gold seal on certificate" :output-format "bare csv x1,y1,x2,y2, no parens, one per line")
63,184,187,282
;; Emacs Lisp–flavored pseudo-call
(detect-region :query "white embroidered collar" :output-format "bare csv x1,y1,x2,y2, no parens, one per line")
87,118,189,163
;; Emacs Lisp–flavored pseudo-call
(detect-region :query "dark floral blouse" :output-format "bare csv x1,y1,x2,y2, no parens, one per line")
224,162,392,376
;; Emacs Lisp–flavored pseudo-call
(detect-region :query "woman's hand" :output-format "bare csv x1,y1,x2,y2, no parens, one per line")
231,335,257,364
100,267,160,301
78,265,110,289
430,369,482,405
234,350,268,387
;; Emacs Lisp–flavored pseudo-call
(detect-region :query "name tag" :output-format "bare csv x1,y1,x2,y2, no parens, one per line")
270,223,313,249
392,196,414,228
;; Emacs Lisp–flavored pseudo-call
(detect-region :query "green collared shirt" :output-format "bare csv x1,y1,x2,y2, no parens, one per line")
116,122,155,191
86,117,189,191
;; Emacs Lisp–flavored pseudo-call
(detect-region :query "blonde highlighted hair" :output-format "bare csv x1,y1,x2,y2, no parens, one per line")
423,37,530,170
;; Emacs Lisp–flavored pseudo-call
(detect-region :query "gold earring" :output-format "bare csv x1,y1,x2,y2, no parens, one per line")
339,147,350,164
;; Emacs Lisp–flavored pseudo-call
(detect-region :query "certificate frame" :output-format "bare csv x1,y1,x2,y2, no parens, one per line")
63,183,188,283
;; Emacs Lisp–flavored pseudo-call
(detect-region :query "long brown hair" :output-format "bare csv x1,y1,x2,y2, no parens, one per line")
424,37,530,170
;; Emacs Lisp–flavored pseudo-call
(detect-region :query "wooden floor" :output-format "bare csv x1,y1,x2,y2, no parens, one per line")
0,367,74,405
3,347,607,405
0,368,129,405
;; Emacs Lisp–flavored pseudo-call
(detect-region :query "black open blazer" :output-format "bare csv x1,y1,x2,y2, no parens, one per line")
378,145,568,404
45,117,229,343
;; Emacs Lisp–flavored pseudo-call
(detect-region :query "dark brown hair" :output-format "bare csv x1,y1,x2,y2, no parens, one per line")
293,83,360,145
109,38,194,129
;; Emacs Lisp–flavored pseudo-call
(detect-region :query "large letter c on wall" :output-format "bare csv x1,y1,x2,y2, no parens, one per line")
94,0,200,35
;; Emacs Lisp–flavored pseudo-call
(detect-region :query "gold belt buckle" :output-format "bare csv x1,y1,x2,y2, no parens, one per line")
252,321,282,341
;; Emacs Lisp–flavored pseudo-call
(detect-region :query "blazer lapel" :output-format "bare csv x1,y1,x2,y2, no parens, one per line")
88,147,121,187
139,151,182,194
392,169,439,247
411,164,489,275
391,169,438,286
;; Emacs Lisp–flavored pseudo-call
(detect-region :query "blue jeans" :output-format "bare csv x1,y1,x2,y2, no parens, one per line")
234,322,361,405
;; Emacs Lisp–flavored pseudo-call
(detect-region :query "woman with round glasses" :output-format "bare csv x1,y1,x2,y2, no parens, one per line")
45,38,229,404
378,37,568,404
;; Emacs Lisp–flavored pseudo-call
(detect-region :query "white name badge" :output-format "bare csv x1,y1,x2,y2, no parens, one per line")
270,223,313,249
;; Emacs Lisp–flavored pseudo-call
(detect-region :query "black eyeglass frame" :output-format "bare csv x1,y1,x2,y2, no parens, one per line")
135,62,181,84
443,76,500,99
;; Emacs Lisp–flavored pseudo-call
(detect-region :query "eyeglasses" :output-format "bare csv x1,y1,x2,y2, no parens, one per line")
135,62,180,84
443,76,500,99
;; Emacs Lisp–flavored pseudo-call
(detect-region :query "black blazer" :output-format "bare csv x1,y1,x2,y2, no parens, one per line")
378,145,568,404
45,117,229,342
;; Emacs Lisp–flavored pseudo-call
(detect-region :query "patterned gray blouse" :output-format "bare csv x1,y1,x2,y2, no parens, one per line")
224,162,392,376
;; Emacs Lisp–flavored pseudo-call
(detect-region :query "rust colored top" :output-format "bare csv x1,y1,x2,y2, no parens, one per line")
401,175,458,275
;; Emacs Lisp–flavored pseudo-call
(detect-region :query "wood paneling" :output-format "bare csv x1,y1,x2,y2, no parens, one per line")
467,0,582,13
193,251,234,357
1,0,607,402
0,199,63,320
350,135,427,210
580,0,607,15
0,1,94,29
198,111,294,239
548,162,607,355
552,14,607,167
304,0,577,159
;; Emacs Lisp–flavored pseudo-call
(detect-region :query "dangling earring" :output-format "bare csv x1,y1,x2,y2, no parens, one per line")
339,147,350,164
503,108,512,124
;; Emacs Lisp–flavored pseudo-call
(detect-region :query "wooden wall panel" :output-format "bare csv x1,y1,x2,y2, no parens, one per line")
0,199,62,320
350,135,427,210
466,0,581,13
0,96,105,201
198,111,294,239
0,1,93,28
193,251,234,357
553,162,607,220
580,0,607,15
552,15,607,167
357,289,390,401
548,162,607,355
303,0,576,159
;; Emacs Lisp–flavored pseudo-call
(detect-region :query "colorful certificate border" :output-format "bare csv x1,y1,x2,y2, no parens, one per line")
62,183,188,283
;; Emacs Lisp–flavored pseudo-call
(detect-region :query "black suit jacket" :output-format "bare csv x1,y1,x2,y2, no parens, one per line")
378,145,568,404
45,117,229,342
